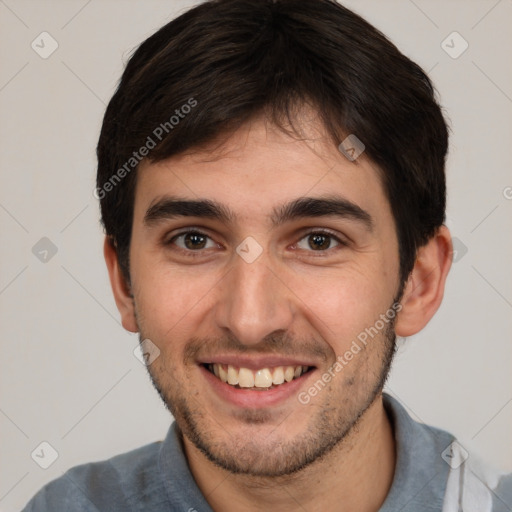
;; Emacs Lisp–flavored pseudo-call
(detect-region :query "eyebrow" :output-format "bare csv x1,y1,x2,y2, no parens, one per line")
271,196,373,231
144,197,235,225
144,195,373,231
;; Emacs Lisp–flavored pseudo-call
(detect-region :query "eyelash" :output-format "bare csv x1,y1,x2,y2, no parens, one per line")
165,228,347,256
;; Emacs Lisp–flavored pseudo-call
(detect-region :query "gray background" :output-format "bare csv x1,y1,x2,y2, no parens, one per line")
1,0,511,510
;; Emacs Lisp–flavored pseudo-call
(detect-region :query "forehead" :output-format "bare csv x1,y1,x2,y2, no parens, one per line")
134,117,390,225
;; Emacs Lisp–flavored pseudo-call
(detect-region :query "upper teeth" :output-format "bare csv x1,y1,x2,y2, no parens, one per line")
210,363,308,389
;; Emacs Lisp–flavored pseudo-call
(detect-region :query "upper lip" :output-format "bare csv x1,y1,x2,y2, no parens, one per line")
198,355,317,371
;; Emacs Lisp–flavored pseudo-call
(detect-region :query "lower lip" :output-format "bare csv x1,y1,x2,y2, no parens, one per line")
199,365,316,409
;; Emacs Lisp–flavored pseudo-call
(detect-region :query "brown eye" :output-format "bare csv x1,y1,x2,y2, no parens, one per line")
172,231,215,251
296,232,341,251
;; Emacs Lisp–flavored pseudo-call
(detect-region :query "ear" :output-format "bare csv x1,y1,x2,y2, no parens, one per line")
103,237,138,333
395,225,452,337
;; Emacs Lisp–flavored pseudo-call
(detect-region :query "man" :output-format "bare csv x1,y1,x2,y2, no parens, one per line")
23,0,511,510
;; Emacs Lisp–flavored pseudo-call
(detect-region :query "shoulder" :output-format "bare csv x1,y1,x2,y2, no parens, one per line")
442,445,512,512
22,440,165,512
381,393,512,512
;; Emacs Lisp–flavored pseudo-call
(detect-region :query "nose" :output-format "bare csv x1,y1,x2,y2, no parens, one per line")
214,250,295,347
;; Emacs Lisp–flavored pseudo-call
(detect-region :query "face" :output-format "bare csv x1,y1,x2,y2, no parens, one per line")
127,117,402,477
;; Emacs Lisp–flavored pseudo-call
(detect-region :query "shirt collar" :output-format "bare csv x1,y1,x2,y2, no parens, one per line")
378,393,454,511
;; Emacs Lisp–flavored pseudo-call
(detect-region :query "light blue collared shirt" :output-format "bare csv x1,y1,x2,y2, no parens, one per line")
22,394,512,511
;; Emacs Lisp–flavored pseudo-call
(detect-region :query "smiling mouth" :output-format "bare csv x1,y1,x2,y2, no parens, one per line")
204,363,313,390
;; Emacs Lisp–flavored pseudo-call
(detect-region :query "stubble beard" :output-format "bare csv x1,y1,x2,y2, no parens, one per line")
138,304,398,478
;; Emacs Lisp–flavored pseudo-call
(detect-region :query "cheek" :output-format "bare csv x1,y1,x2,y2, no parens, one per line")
132,260,221,339
291,265,394,353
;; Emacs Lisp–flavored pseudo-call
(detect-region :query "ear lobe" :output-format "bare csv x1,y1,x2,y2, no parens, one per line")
395,225,453,337
103,237,138,333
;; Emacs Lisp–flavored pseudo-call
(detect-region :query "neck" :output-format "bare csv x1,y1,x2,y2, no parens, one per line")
182,394,396,512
